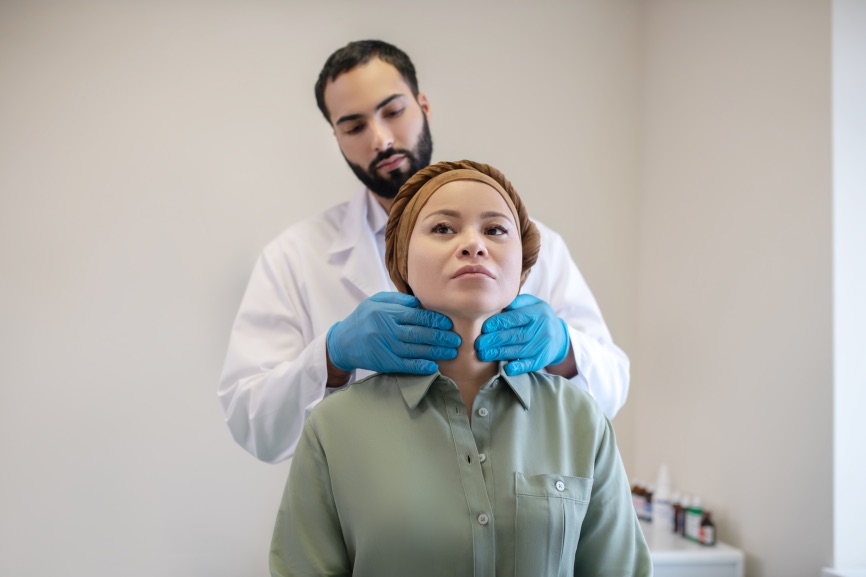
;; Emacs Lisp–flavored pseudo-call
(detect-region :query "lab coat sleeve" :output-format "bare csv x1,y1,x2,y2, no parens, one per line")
532,222,630,419
218,244,332,464
270,415,352,577
572,418,652,576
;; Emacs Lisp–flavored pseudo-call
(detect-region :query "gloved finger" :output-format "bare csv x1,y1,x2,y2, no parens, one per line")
474,327,533,351
390,341,459,362
398,307,454,331
475,344,530,363
504,358,544,376
393,324,461,348
369,291,421,307
480,308,532,333
390,357,440,375
502,293,541,311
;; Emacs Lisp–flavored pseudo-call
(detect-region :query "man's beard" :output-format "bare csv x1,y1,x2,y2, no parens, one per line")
345,115,433,200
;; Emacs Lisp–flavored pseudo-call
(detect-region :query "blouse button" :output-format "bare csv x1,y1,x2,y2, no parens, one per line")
477,513,489,525
477,407,489,417
555,480,566,492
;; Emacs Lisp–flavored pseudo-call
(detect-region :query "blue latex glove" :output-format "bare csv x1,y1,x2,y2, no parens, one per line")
327,292,461,374
475,294,570,376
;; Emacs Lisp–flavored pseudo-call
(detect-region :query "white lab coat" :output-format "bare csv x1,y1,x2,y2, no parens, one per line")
218,187,630,463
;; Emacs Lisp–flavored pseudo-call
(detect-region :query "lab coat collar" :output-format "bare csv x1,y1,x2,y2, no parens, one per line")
328,187,392,297
328,186,385,254
366,188,389,236
399,362,532,411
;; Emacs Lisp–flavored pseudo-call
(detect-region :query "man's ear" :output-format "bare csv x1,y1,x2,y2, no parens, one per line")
417,92,431,118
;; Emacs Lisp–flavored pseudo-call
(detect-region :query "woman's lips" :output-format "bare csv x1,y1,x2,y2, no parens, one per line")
452,265,494,279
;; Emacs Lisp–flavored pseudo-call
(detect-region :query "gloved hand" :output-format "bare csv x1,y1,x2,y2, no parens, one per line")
327,292,461,374
475,294,570,376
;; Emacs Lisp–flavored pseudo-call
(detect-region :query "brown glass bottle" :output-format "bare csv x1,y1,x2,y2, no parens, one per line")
672,498,683,534
699,511,716,546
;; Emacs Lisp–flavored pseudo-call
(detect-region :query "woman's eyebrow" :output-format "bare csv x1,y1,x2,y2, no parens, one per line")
422,209,460,220
422,209,514,221
480,210,514,221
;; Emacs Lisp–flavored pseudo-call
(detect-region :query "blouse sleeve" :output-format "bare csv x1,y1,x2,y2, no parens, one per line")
270,416,351,577
572,418,653,576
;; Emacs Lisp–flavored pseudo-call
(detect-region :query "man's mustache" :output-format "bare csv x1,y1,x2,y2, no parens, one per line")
369,148,413,171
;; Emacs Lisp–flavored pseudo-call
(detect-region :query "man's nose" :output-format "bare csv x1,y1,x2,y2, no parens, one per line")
370,119,394,152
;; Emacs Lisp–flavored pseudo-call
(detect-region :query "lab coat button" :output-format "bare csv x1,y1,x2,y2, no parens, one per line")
478,513,489,525
555,480,565,492
479,453,487,463
477,407,489,417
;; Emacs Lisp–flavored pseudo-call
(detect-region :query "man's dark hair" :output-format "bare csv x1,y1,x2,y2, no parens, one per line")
315,40,420,124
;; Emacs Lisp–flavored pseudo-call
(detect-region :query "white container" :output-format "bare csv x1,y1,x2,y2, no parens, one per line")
652,464,675,533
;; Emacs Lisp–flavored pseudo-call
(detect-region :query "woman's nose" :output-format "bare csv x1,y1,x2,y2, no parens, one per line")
459,232,487,257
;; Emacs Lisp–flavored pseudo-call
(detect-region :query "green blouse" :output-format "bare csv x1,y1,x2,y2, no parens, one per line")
270,366,651,577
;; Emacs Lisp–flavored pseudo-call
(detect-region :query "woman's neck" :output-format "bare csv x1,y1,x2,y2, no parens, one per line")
437,317,498,414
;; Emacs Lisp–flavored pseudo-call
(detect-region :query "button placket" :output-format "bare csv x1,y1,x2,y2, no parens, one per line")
445,390,495,564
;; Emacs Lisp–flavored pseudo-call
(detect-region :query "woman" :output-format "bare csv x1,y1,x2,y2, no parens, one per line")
270,160,651,577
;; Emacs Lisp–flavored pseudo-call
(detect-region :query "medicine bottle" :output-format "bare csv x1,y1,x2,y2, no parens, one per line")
671,492,683,534
645,484,655,522
652,465,674,533
699,511,716,546
685,496,703,542
677,496,691,537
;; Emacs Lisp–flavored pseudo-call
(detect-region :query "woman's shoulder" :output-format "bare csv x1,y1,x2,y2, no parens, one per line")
522,371,608,425
309,372,404,423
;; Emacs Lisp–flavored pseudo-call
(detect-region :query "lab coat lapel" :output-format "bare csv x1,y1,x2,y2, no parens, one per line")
330,188,392,298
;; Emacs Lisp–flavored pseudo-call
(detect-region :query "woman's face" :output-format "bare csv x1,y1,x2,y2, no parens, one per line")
407,180,522,321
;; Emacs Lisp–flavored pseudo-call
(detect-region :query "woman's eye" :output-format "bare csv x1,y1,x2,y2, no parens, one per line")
486,225,509,236
432,223,454,234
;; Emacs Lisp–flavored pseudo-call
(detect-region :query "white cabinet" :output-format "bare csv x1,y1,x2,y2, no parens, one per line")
640,520,745,577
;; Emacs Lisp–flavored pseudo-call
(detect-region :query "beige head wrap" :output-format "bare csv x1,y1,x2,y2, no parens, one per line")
386,160,540,295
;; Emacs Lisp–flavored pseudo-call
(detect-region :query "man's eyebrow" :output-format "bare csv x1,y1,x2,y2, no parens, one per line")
334,94,406,126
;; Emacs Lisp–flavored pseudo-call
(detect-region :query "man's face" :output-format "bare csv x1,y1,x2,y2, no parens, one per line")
323,58,432,202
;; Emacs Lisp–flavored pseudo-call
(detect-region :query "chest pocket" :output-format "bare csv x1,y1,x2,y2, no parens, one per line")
514,472,592,576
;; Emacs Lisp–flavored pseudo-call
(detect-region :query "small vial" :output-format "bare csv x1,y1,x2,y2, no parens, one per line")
677,496,691,537
685,496,703,542
645,484,655,522
671,492,683,534
699,511,716,546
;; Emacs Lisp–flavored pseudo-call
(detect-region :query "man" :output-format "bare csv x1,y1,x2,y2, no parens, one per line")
218,40,629,463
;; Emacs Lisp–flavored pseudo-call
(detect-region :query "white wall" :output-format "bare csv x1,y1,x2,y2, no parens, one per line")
832,0,866,570
0,1,640,575
634,1,833,576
